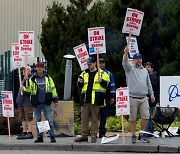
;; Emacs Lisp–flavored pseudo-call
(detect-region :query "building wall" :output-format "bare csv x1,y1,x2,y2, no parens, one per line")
0,0,70,57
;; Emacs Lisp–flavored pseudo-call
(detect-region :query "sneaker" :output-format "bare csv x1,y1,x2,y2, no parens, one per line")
74,136,88,142
91,136,97,143
34,137,43,143
50,136,56,143
17,133,26,140
23,133,33,139
131,135,137,143
138,133,150,143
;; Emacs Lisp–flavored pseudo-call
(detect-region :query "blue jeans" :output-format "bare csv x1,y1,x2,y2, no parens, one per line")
146,106,154,133
34,104,55,138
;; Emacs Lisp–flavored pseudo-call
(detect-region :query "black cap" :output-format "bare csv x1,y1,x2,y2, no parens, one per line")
99,58,105,62
87,57,96,64
144,62,154,68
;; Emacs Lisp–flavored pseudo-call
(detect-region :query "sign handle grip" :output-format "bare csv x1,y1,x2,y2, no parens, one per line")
25,56,28,87
18,66,23,95
121,114,125,144
7,117,11,144
127,32,132,48
97,52,100,76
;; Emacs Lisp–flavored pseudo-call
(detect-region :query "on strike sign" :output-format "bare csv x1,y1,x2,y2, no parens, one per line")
88,27,106,55
19,31,34,57
73,43,89,71
1,91,14,117
11,43,25,68
116,87,130,115
122,8,144,36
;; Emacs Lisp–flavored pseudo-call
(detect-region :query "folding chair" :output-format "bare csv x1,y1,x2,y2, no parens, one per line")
153,107,178,137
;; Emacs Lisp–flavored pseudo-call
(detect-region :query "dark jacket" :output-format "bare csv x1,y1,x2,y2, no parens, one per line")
149,71,159,107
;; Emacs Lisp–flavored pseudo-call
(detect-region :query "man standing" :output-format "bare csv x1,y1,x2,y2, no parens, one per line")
144,62,159,134
122,47,155,143
74,57,110,143
16,66,33,139
99,58,116,138
23,62,58,143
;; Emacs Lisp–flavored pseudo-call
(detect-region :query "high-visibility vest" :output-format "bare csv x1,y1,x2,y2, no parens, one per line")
79,69,110,105
24,75,58,105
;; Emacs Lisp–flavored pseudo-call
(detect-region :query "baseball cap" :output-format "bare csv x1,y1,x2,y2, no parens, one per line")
99,58,105,62
133,53,143,59
36,62,44,67
87,57,96,64
144,62,154,68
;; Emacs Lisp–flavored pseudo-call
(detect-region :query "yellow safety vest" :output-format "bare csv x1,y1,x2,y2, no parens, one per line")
79,69,110,106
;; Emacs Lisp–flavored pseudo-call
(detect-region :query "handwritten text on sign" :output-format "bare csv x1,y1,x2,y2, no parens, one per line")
88,27,106,55
122,8,144,36
116,87,130,115
73,43,89,71
125,36,139,58
160,76,180,108
37,121,50,133
1,91,14,117
19,31,34,57
11,43,25,68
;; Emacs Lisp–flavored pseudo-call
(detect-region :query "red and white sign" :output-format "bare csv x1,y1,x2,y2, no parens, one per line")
73,43,89,71
88,27,106,55
116,87,130,115
1,91,14,117
19,31,34,57
122,8,144,36
11,43,25,68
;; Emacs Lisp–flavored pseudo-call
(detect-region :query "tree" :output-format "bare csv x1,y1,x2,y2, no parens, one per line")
40,0,179,102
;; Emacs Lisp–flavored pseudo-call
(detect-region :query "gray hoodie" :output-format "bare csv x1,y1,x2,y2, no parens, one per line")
122,58,154,98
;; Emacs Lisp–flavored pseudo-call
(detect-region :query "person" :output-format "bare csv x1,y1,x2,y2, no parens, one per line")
98,58,116,138
23,62,58,143
16,66,33,139
144,62,159,134
74,57,110,143
122,47,155,144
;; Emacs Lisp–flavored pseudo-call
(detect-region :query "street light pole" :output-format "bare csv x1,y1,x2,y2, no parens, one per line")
63,54,75,101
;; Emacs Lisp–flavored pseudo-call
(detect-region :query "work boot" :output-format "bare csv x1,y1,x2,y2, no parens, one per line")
50,136,56,143
34,137,43,143
91,136,97,143
74,135,88,142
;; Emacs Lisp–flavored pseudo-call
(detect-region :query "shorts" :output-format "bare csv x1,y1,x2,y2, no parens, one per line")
129,97,149,121
18,106,33,122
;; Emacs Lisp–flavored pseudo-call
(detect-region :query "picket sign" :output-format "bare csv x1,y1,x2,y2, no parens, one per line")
73,43,89,71
125,36,139,58
1,91,14,143
88,27,106,76
11,43,24,95
88,27,106,55
19,31,34,87
122,8,144,36
37,121,50,133
116,87,130,144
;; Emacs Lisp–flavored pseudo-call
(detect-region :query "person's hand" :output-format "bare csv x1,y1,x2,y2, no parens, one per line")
110,98,115,105
98,76,102,83
78,77,84,83
20,86,24,92
124,46,129,54
52,102,58,108
151,95,155,103
24,75,29,80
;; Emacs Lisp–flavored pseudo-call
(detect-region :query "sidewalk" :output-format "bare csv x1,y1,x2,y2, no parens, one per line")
0,135,180,153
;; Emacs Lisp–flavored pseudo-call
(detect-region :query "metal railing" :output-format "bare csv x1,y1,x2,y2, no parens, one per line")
0,80,5,115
